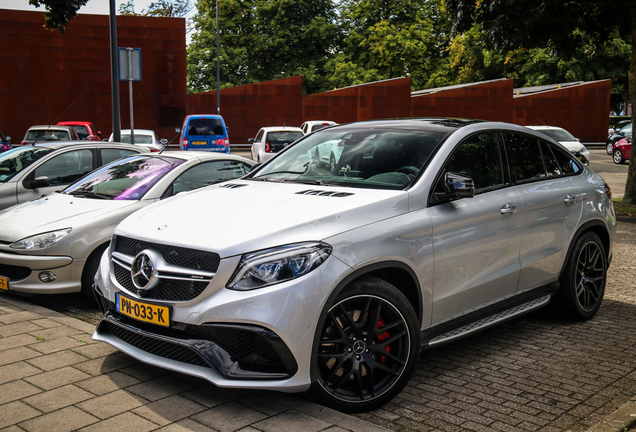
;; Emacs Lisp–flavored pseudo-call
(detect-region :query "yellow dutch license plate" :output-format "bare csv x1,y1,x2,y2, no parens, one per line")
116,293,170,327
0,277,7,291
191,141,207,145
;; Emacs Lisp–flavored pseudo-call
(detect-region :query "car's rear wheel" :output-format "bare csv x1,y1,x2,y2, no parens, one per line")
308,276,420,412
329,153,336,174
606,141,614,155
81,243,108,304
554,232,606,321
613,149,625,164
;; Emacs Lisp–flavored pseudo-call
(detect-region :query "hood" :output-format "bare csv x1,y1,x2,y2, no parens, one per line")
115,181,410,258
0,193,140,242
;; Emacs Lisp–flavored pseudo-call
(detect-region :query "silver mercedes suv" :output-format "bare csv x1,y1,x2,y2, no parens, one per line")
92,119,616,412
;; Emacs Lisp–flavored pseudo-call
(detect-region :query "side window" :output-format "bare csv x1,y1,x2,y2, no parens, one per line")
503,132,545,182
255,130,264,142
551,144,581,175
165,160,251,197
540,141,561,177
101,149,138,165
34,149,93,185
441,132,504,192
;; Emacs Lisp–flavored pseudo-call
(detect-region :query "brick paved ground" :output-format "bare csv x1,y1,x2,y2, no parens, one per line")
358,221,636,432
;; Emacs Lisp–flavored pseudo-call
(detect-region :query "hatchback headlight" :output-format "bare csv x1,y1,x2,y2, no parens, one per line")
10,228,72,250
227,242,332,291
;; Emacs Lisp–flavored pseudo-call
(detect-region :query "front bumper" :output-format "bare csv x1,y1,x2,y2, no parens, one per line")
92,243,352,392
0,250,83,294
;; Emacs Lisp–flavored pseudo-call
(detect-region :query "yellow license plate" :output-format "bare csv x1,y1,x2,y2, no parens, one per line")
191,141,207,145
116,293,170,327
0,277,7,291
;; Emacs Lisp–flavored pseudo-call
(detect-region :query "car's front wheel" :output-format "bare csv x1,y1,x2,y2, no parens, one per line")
308,276,420,412
613,149,625,164
554,232,607,321
606,141,614,155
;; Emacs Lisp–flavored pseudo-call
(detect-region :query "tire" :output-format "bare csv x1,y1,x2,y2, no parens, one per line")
81,243,108,304
554,232,607,321
613,149,625,164
313,148,320,166
329,153,336,174
308,276,420,412
606,141,614,155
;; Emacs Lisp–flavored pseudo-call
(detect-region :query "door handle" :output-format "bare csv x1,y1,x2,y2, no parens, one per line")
500,203,518,215
564,194,577,204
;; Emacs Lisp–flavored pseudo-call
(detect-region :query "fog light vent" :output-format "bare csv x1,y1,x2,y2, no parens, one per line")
38,271,56,283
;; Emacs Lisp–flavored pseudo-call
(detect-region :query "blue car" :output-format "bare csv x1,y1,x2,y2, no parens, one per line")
179,115,230,153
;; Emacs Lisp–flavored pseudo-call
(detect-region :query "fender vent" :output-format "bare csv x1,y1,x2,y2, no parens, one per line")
219,183,247,189
296,189,354,198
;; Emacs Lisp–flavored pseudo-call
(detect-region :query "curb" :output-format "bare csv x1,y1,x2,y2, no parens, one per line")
586,401,636,432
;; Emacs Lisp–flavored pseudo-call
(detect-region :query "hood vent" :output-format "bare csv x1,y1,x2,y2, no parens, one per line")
219,183,248,189
297,189,354,198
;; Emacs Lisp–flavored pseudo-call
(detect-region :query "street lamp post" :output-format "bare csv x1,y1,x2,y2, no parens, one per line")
216,0,220,115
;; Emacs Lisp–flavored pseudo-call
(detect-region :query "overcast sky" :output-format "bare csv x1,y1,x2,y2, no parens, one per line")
0,0,154,15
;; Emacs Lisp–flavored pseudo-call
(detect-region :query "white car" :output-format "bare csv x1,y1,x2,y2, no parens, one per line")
300,120,337,135
0,152,253,299
249,126,304,163
526,125,591,165
109,129,168,152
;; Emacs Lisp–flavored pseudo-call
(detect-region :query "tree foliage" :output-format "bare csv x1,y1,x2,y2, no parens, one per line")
187,0,340,95
119,0,192,17
444,0,636,203
28,0,88,33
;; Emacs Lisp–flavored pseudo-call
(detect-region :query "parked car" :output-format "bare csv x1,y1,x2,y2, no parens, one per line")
21,125,80,145
301,120,337,135
92,119,615,413
57,121,101,141
108,129,168,152
525,125,591,165
0,142,148,211
0,131,11,153
608,119,631,136
607,122,632,154
0,152,254,299
249,127,304,163
612,135,632,164
180,115,230,153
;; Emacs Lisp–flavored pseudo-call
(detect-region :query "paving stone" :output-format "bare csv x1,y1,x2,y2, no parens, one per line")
131,394,207,425
24,366,92,390
0,312,43,325
0,347,42,366
71,342,119,360
25,350,88,371
237,394,288,416
28,336,87,354
192,401,268,432
23,384,94,412
29,318,63,329
76,389,148,419
155,418,218,432
0,322,45,338
0,401,42,429
27,325,88,341
77,412,158,432
19,406,98,432
0,380,42,405
0,334,41,351
75,371,142,396
181,385,248,408
0,362,42,385
74,354,136,376
252,410,330,432
126,376,195,402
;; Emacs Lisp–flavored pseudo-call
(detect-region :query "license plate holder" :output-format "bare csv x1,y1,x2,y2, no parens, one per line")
0,276,8,291
116,293,171,327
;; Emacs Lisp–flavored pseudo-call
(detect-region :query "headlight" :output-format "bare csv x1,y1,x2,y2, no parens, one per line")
227,242,332,291
10,228,72,250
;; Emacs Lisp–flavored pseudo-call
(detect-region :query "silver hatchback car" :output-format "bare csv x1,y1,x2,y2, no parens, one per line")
93,119,616,413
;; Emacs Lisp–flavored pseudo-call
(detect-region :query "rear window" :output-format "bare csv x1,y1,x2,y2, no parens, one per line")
120,134,153,144
26,130,70,141
186,118,225,136
68,125,90,139
266,131,303,144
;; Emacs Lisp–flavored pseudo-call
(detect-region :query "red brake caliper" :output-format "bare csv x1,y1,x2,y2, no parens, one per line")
376,316,391,364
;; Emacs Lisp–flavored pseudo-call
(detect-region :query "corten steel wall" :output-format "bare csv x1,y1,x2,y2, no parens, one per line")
513,80,611,142
186,76,303,145
411,79,514,122
302,77,412,124
0,9,186,143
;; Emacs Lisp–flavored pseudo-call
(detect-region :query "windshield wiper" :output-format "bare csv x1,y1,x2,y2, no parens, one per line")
66,190,112,200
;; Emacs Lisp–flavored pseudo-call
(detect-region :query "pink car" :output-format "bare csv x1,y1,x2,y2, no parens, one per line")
57,121,101,141
613,135,632,164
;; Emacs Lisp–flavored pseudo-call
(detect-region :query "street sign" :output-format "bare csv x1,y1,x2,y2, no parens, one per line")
118,47,142,81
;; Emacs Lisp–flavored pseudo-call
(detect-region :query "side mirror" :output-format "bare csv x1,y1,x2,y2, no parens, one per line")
175,128,181,133
5,136,11,142
30,176,50,189
248,138,255,143
97,131,102,137
434,172,475,201
160,138,168,144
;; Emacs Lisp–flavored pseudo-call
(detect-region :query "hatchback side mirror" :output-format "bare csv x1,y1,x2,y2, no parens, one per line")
435,172,475,201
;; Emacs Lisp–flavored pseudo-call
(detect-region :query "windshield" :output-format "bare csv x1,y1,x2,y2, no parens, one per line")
537,129,576,142
63,155,183,200
251,126,446,189
0,147,54,183
26,129,70,141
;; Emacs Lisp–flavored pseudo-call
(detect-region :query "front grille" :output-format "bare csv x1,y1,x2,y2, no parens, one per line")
102,321,209,367
0,264,32,281
111,235,219,301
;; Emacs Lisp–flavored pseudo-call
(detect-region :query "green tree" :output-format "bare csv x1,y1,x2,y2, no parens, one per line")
187,0,341,95
444,0,636,203
28,0,89,33
119,0,192,17
326,0,452,91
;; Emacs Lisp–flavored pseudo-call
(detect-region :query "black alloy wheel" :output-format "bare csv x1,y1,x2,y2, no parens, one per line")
309,277,419,412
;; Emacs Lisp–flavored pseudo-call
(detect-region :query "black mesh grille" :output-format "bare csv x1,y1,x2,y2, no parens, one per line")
0,264,32,281
102,321,209,367
114,264,210,301
113,236,220,272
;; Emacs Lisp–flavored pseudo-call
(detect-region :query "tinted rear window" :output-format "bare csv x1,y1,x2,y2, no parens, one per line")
187,119,225,136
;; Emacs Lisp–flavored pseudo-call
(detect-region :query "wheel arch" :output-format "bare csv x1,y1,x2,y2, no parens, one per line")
559,220,611,280
81,241,110,281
